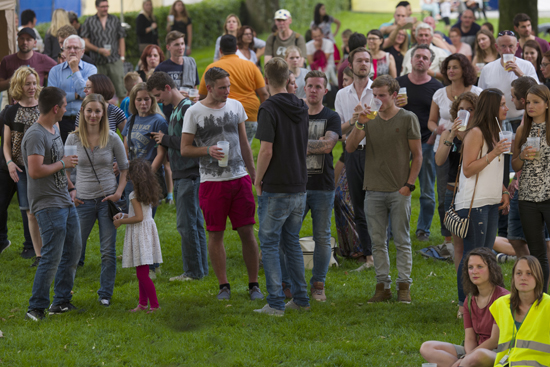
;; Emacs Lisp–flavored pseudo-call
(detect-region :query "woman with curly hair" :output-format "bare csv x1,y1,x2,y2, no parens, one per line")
167,0,192,55
66,94,128,305
114,158,162,313
3,66,43,266
421,247,509,367
138,44,165,82
491,256,550,367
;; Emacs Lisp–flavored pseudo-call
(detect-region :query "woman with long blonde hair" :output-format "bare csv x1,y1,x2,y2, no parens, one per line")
45,9,70,59
66,94,128,306
3,66,43,265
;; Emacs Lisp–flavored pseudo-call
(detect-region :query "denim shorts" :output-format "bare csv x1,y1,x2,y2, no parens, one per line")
16,167,30,211
508,190,550,242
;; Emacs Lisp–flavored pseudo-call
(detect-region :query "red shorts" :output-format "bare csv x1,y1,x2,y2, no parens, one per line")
199,175,256,231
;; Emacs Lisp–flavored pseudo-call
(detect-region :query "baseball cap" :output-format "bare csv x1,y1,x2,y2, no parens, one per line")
18,27,37,40
274,9,291,20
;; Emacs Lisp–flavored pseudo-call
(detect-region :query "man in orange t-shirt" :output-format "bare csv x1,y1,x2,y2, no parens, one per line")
199,35,269,144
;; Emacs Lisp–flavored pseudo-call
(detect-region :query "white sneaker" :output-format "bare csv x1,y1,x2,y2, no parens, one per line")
169,274,193,282
253,304,284,316
351,262,374,272
149,269,156,280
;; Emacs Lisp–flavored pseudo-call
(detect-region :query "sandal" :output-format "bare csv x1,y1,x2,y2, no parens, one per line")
147,306,161,314
129,304,147,312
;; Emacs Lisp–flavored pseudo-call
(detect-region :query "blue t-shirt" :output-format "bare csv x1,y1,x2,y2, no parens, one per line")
121,113,168,163
120,96,130,118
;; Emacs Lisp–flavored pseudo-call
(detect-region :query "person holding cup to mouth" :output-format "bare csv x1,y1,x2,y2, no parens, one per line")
513,85,550,292
453,88,511,312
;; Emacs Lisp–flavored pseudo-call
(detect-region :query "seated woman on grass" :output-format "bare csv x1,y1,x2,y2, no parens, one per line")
420,247,509,367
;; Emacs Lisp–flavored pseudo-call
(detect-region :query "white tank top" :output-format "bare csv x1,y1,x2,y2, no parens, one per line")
455,140,504,211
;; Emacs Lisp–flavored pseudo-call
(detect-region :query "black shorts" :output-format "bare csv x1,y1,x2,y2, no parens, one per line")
442,16,450,26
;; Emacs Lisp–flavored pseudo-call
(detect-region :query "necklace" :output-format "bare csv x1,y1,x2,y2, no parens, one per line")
475,285,495,308
451,84,465,100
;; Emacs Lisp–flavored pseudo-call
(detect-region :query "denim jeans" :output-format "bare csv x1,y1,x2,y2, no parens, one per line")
29,205,82,310
437,159,452,237
76,197,118,300
416,143,436,236
174,177,208,279
280,190,335,287
456,203,499,304
365,190,412,288
258,191,309,310
0,168,32,249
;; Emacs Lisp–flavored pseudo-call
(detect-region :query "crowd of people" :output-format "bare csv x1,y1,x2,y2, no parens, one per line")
1,1,550,363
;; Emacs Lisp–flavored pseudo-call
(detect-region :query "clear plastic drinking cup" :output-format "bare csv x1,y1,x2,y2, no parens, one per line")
179,87,190,96
64,145,78,156
168,15,174,24
188,89,199,98
503,54,514,70
526,137,541,159
104,44,112,51
457,110,470,131
367,98,382,119
499,131,513,154
217,141,229,167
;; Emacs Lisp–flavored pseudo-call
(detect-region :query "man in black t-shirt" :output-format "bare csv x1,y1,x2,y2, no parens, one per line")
396,44,443,243
279,70,341,302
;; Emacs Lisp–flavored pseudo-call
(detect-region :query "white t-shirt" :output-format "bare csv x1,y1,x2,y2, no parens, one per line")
432,85,483,152
306,38,335,66
182,98,248,182
236,49,258,64
478,57,540,119
440,2,451,17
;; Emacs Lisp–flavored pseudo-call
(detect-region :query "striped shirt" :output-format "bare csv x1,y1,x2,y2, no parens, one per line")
81,14,126,65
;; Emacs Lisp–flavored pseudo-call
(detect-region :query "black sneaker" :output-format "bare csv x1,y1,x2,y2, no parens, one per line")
48,302,77,315
30,257,41,267
21,247,36,259
25,309,46,321
0,240,10,255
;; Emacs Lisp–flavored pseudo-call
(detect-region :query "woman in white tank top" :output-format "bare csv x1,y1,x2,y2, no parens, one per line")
454,88,511,307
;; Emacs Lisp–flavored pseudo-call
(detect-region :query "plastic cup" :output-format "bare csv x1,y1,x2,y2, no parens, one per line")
398,87,408,105
422,364,437,367
457,110,470,131
476,62,485,76
188,89,199,98
367,98,382,119
217,141,229,167
527,137,541,159
503,54,514,71
65,145,77,156
104,44,111,51
499,131,513,154
168,15,174,24
179,87,190,95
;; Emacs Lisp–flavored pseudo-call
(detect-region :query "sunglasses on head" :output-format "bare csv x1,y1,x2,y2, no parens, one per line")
497,30,515,37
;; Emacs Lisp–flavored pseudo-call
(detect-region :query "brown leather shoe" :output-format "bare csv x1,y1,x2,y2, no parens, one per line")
367,283,392,303
311,281,326,302
397,283,411,304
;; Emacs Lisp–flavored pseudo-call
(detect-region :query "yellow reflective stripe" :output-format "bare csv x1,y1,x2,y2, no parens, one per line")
510,361,547,367
496,341,511,353
515,339,550,354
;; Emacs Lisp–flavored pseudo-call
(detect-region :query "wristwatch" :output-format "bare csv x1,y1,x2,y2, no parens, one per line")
404,183,415,192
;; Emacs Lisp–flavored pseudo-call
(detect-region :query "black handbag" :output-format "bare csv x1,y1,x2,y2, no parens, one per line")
83,147,125,220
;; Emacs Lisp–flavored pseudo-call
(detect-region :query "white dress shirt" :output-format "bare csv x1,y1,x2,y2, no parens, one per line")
335,79,374,146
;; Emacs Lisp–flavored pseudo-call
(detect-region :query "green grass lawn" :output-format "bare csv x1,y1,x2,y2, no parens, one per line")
0,10,539,366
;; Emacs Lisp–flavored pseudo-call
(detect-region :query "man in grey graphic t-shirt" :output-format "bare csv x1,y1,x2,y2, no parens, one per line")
22,87,82,321
181,67,263,301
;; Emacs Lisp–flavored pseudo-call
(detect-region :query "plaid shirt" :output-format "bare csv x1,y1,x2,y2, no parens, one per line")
81,14,125,65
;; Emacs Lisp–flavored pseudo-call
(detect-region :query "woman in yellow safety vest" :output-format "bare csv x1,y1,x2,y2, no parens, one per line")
490,255,550,367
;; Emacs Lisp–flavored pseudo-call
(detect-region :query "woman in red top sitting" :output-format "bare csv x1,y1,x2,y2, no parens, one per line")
420,247,509,367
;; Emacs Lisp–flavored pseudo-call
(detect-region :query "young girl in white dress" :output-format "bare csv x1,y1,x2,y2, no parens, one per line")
113,158,162,313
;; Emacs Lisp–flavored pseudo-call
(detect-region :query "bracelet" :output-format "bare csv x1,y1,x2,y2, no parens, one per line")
207,146,210,156
121,56,125,61
68,188,76,192
502,191,510,196
485,154,490,164
443,140,453,147
61,160,66,170
355,121,365,130
6,159,13,165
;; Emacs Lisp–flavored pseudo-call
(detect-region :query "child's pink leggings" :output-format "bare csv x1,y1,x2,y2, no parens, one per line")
136,265,159,308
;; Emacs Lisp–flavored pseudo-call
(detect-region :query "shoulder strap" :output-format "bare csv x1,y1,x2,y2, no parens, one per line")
83,147,108,198
450,147,481,219
126,114,137,160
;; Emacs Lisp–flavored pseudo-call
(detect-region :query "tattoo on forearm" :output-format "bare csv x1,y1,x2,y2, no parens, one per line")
307,131,339,155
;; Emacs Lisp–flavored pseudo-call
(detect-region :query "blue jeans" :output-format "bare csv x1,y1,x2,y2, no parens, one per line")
437,159,452,237
365,191,412,287
258,191,309,310
280,190,335,287
76,197,118,300
416,143,436,236
0,168,32,249
456,203,499,304
174,177,208,279
29,205,82,310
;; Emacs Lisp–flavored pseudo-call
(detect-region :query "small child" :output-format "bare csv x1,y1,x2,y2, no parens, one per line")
120,72,142,118
114,158,162,313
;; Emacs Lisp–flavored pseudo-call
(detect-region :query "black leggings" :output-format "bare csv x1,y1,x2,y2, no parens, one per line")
519,199,550,292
